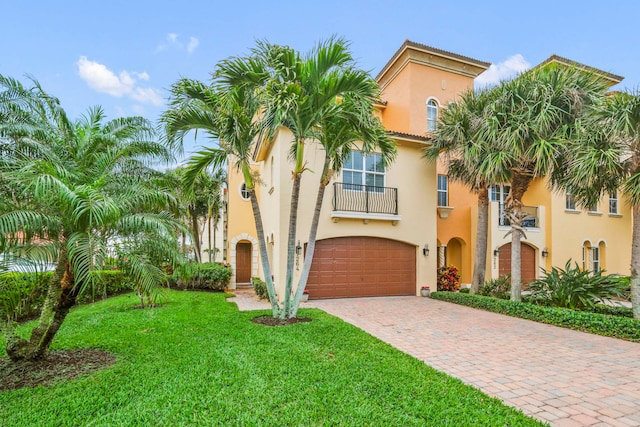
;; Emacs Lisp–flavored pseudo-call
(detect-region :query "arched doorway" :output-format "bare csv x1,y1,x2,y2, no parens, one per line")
235,241,252,285
498,242,536,283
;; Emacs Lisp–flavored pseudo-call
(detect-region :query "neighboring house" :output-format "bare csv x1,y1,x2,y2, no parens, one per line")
225,41,632,299
226,40,489,297
199,187,228,264
438,55,631,284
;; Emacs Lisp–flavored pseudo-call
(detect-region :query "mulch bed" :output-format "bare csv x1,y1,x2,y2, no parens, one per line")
0,349,116,391
251,315,312,326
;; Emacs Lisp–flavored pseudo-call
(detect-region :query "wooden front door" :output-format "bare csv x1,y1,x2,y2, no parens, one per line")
236,242,252,284
498,242,536,284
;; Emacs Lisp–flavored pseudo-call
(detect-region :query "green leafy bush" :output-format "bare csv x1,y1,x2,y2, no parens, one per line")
459,287,470,294
175,263,232,291
430,291,640,342
251,276,268,300
528,261,627,310
1,270,129,321
479,275,511,299
437,265,460,292
587,304,633,318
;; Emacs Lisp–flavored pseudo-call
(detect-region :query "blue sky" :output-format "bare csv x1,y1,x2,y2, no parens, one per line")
3,1,639,156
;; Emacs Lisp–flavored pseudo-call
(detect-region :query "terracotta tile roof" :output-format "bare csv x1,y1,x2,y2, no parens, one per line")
376,39,491,81
387,130,431,142
536,54,624,84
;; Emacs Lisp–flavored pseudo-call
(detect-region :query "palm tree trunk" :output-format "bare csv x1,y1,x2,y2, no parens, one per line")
249,189,281,316
190,207,201,263
208,214,213,263
6,245,78,361
283,172,302,318
471,186,489,294
508,173,532,302
291,159,331,318
631,206,640,319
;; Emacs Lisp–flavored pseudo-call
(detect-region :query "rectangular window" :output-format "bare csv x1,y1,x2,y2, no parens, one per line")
566,190,576,210
588,202,598,212
609,192,618,214
437,175,448,207
427,100,438,132
343,151,384,192
490,184,511,226
592,247,600,273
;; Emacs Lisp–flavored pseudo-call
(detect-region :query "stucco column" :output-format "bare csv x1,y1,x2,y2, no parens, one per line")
438,245,446,268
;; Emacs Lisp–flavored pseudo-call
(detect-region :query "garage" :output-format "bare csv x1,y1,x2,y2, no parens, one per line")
305,236,416,299
498,242,536,284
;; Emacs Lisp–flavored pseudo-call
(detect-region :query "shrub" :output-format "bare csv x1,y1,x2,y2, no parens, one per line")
437,265,460,292
175,263,232,291
1,270,129,321
528,261,627,310
459,287,470,294
479,275,511,299
251,276,268,300
430,291,640,342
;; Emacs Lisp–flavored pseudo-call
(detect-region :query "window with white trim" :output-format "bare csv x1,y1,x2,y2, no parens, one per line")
343,151,385,192
588,201,598,212
427,99,438,132
566,190,576,210
592,247,600,273
239,183,250,201
437,175,448,207
609,192,618,214
490,184,511,226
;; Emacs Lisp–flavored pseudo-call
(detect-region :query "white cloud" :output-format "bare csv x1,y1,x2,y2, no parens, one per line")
187,36,199,54
76,56,163,106
131,87,163,106
475,54,531,88
156,33,199,54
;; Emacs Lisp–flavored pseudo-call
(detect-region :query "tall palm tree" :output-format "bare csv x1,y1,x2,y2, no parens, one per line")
0,76,183,361
481,64,607,300
563,90,640,318
290,95,396,317
425,88,503,293
161,78,282,315
218,37,385,317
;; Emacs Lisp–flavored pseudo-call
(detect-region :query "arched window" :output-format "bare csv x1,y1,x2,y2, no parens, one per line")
239,183,250,201
427,99,438,132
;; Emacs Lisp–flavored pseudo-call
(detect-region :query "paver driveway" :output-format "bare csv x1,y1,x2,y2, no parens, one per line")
305,296,640,427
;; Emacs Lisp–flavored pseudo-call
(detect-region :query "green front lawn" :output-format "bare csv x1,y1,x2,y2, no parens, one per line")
1,291,544,426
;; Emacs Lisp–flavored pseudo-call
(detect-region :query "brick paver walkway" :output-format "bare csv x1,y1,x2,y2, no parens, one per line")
229,291,640,426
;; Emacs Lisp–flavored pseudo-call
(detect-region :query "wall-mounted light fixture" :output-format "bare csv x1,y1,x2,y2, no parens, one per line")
493,247,500,257
541,247,549,258
295,240,302,256
423,244,430,257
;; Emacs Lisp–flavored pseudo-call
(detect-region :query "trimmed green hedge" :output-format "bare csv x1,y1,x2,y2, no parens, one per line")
251,276,268,300
431,292,640,342
174,263,232,291
1,270,130,321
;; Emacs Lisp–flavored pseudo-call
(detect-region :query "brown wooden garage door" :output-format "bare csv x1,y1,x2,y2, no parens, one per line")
498,242,536,283
306,237,416,299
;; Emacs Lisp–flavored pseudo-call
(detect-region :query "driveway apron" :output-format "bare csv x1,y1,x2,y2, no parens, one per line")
306,296,640,427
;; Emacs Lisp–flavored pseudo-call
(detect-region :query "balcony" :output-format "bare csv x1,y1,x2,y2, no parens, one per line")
498,204,539,228
332,182,400,224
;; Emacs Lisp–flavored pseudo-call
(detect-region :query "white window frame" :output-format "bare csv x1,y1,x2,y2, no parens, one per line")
490,184,511,225
437,175,448,207
592,247,600,273
427,99,438,132
239,183,250,201
342,151,385,192
609,192,618,214
566,190,576,210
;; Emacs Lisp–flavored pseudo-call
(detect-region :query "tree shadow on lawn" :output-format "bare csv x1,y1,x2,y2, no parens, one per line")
0,349,116,391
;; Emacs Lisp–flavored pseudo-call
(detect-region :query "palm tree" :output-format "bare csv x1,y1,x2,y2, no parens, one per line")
563,90,640,318
481,64,607,300
425,88,503,293
218,37,385,317
0,76,183,361
161,78,282,315
290,95,396,317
